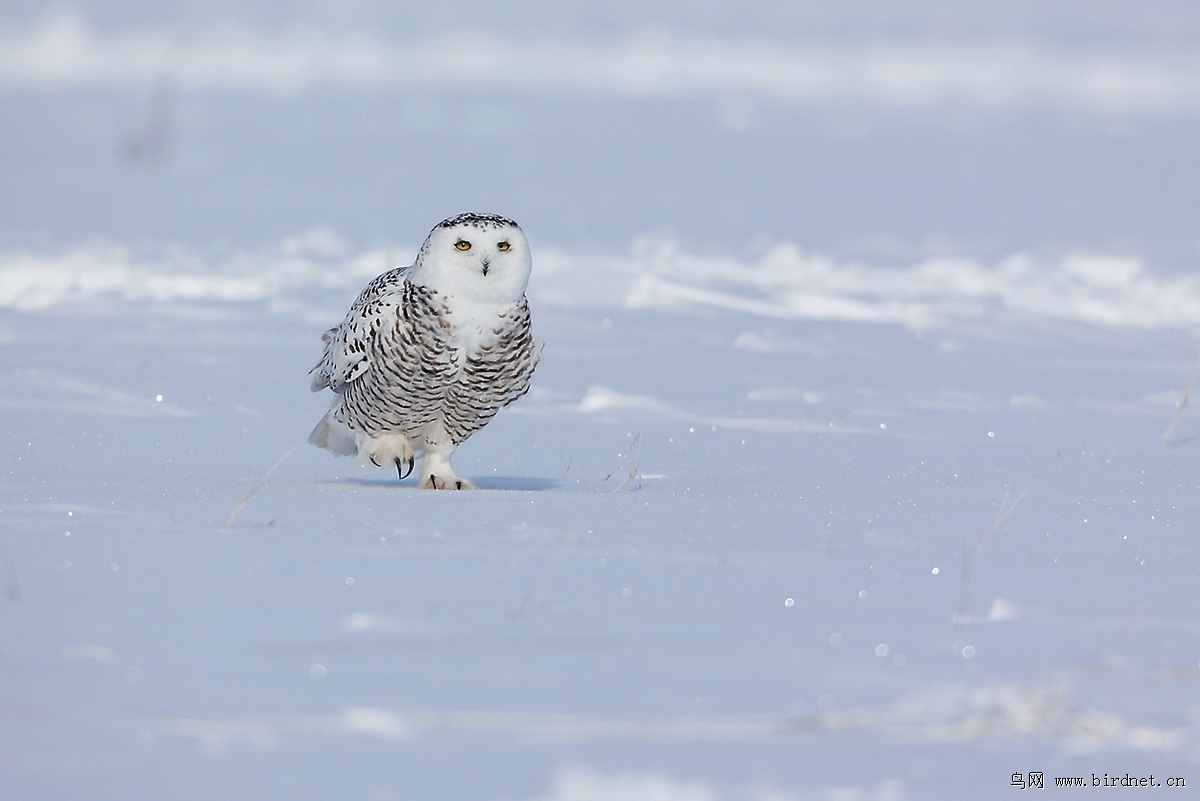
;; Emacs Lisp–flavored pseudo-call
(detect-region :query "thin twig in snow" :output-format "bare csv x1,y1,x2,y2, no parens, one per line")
222,448,294,529
617,433,642,492
222,489,257,528
264,448,295,478
954,488,1026,628
97,366,119,396
1160,355,1200,451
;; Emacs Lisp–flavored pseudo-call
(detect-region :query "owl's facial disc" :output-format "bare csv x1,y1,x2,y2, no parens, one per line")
415,214,531,301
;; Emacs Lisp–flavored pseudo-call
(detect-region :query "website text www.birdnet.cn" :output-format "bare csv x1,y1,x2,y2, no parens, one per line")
1011,773,1187,790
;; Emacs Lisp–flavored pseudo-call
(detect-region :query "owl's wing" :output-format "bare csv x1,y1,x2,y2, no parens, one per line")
309,267,408,393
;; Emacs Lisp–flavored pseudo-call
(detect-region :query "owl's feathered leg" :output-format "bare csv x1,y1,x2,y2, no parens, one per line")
418,443,474,490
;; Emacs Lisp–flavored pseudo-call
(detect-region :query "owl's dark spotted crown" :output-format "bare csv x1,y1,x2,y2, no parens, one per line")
437,212,520,231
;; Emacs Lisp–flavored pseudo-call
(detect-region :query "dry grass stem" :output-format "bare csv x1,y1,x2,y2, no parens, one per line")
222,448,294,528
1160,355,1200,451
617,433,643,492
955,488,1026,628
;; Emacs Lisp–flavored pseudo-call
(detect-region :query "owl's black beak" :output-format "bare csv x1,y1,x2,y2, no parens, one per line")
480,257,491,276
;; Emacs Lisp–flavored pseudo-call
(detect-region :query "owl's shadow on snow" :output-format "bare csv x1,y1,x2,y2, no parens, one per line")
331,476,558,492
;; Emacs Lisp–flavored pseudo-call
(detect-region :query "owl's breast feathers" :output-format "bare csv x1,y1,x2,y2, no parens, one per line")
310,270,538,445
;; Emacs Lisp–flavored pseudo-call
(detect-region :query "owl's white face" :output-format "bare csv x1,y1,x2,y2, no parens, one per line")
411,213,532,304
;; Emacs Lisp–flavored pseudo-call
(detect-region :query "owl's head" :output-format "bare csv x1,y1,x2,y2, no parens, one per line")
412,213,531,303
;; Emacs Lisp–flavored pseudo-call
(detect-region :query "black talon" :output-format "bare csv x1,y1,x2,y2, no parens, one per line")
429,473,438,490
396,455,415,482
369,454,381,467
455,481,463,490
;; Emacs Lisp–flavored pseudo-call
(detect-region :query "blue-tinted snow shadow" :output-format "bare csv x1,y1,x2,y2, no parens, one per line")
328,476,559,492
1163,434,1200,450
471,476,559,491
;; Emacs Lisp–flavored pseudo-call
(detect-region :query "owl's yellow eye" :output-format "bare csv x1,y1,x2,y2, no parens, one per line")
454,240,471,251
497,241,511,252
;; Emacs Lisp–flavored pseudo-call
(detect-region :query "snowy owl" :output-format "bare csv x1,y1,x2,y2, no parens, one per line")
308,213,538,489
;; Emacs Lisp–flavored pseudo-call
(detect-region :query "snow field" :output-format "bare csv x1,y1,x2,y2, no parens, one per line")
2,234,1199,799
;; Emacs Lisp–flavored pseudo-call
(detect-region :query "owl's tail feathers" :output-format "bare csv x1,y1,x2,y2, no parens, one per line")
307,412,358,456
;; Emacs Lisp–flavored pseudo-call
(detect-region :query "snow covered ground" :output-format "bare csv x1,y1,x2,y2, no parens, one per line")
3,3,1200,800
4,229,1199,800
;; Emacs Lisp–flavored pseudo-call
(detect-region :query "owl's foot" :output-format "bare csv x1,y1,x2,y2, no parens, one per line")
422,473,475,490
418,446,471,489
360,433,415,481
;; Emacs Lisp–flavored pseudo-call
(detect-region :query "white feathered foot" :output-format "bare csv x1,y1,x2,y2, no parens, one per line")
418,445,474,490
358,433,416,481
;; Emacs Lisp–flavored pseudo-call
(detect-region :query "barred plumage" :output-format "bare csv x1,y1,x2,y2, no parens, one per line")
308,213,538,489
